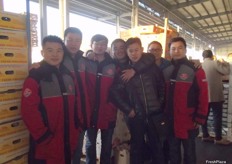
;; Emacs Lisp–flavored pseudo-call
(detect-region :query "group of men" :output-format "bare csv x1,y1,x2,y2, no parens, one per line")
21,26,231,164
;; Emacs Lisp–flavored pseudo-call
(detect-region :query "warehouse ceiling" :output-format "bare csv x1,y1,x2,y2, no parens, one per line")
32,0,232,48
148,0,232,47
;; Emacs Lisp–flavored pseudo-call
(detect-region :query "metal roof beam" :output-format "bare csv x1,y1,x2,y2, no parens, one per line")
199,22,232,29
210,34,232,39
169,0,210,11
186,11,231,22
205,29,232,36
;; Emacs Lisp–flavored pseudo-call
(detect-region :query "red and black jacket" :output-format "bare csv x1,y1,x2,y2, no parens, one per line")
163,57,208,139
63,50,91,130
21,61,79,163
85,53,117,129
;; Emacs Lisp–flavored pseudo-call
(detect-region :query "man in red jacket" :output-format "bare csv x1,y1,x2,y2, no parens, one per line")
21,35,79,164
162,37,208,164
84,34,117,164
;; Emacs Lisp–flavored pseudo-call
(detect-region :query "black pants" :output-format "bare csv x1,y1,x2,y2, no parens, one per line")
128,117,165,164
168,130,197,164
201,101,223,140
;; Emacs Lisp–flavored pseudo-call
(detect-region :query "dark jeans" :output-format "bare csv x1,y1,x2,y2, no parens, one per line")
85,128,114,164
73,130,86,164
168,130,197,164
128,117,165,164
201,101,223,140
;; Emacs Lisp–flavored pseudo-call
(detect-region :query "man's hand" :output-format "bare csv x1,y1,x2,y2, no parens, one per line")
29,62,40,70
191,60,202,68
128,109,136,118
121,69,135,82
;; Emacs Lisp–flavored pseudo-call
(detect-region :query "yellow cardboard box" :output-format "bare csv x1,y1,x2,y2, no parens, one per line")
0,64,28,82
0,84,22,102
0,120,27,138
4,153,28,164
0,29,27,48
4,154,28,164
0,99,21,124
0,130,29,154
0,12,26,30
0,146,28,164
0,131,29,164
0,47,28,63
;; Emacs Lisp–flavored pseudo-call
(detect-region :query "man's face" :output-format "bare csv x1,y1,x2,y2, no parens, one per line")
127,43,143,63
91,40,108,55
111,41,127,61
169,41,186,60
41,42,64,68
64,32,82,55
147,43,163,61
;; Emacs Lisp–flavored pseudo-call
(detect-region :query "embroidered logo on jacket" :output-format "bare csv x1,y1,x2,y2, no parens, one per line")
23,88,32,97
179,73,189,80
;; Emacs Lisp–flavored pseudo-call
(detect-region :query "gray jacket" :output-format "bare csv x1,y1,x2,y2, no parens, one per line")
202,58,230,102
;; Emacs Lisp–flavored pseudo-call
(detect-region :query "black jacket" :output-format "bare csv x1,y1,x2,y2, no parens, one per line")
110,53,165,118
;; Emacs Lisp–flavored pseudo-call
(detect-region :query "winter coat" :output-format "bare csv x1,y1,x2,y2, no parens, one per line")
163,57,208,139
85,53,117,129
21,61,79,163
63,51,91,129
202,58,230,102
110,53,165,118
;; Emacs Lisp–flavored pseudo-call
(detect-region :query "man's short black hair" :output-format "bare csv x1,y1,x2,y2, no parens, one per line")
64,27,82,39
42,35,65,49
168,37,187,49
202,50,213,58
125,37,142,49
111,38,125,48
147,41,162,49
90,34,108,45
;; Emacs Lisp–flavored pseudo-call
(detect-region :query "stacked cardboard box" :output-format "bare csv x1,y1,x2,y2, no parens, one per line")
0,10,29,164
